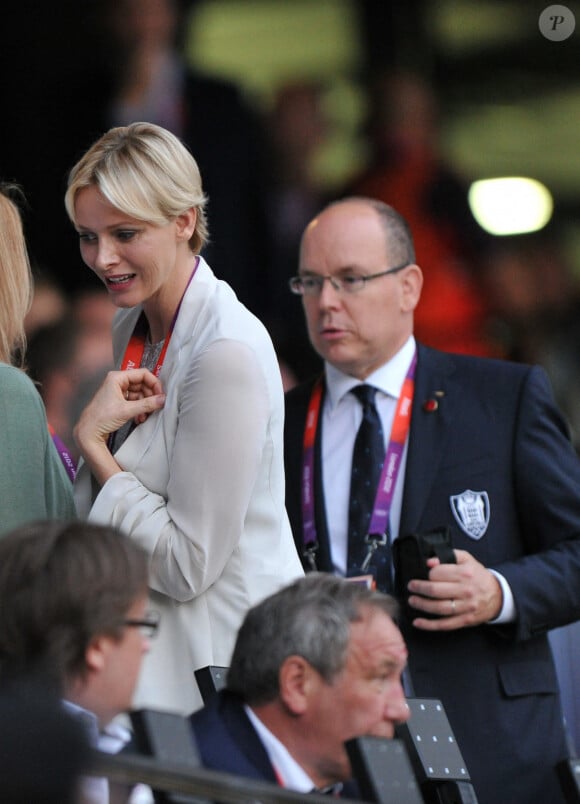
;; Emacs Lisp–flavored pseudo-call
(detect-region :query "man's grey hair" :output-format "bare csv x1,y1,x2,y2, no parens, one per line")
226,573,399,705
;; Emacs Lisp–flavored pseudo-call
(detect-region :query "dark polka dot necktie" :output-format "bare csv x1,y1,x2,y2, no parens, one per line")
347,384,392,591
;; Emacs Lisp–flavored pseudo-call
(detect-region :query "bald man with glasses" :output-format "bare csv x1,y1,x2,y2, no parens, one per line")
283,196,580,804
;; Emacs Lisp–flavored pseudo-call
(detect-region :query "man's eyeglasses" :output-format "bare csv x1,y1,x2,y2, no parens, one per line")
124,610,160,639
288,262,410,296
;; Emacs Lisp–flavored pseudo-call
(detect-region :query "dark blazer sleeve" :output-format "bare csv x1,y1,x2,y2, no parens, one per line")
490,363,580,638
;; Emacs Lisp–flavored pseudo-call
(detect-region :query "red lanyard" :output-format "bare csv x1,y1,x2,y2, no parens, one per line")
301,352,416,566
301,379,324,563
120,313,171,376
368,353,416,534
119,258,198,376
109,260,198,452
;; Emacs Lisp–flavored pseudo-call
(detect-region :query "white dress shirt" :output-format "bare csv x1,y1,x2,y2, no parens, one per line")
245,706,315,793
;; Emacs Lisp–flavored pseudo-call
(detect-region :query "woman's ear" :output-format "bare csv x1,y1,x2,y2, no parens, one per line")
175,207,197,242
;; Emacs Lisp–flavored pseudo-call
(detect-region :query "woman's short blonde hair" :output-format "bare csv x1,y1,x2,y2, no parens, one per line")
65,122,209,254
0,186,33,365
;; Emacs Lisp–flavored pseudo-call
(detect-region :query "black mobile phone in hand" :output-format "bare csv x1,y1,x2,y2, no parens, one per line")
393,526,455,617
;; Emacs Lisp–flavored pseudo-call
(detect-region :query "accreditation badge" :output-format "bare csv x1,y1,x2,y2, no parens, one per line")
344,574,376,590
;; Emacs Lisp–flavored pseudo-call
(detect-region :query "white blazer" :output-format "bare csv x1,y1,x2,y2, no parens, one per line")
75,258,303,714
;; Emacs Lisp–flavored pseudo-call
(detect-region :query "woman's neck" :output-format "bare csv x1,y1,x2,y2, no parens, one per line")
143,256,197,342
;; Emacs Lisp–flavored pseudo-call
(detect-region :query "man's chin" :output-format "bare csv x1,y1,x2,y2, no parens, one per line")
318,755,350,786
315,342,352,369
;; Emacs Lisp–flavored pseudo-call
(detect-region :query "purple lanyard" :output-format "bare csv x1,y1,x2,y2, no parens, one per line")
49,424,77,483
367,352,416,535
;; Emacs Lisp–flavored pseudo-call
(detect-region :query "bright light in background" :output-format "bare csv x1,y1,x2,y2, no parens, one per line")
468,177,553,235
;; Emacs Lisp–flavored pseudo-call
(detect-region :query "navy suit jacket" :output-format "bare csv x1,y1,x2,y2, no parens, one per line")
190,691,361,798
284,343,580,804
190,691,277,785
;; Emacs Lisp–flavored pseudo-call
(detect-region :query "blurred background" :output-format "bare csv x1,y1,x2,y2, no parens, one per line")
185,0,580,224
2,0,580,425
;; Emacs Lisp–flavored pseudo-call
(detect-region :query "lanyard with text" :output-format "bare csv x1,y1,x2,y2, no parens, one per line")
301,379,324,569
119,258,199,377
109,259,198,452
301,351,417,570
48,423,77,483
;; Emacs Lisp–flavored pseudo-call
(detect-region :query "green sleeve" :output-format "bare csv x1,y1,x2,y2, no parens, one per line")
0,365,76,535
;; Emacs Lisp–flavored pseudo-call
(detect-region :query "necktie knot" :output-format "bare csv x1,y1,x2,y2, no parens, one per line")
350,384,377,410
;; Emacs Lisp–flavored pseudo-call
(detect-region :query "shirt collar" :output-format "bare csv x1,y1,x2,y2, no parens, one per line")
61,700,130,754
325,335,416,411
244,706,316,793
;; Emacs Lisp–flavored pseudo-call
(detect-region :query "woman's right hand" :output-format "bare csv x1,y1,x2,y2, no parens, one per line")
73,368,166,485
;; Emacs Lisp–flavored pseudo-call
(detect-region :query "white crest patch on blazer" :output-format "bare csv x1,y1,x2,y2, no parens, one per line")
450,490,490,540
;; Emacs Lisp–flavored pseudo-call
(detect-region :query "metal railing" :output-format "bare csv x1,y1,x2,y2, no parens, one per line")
91,750,368,803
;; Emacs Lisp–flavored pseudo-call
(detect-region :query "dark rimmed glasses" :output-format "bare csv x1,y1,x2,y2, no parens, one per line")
288,262,410,296
124,610,160,639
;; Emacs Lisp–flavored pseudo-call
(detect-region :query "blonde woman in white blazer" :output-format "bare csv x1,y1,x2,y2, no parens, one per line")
66,122,303,715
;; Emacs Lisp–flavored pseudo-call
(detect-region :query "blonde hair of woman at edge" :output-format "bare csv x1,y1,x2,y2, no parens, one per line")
0,186,33,366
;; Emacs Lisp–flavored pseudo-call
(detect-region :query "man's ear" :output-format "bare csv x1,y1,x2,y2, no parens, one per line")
175,207,197,242
400,263,423,312
84,635,109,674
278,655,319,715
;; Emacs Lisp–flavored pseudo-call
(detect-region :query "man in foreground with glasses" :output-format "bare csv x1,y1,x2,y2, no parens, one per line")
0,519,156,803
283,197,580,804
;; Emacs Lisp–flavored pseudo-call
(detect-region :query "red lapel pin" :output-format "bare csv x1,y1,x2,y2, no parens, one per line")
423,391,444,412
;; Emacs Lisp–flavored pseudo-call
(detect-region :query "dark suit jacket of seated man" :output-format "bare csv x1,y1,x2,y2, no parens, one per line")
282,196,580,804
190,573,409,796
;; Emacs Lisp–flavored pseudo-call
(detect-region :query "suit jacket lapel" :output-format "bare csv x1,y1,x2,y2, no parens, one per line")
220,694,278,784
400,344,456,536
